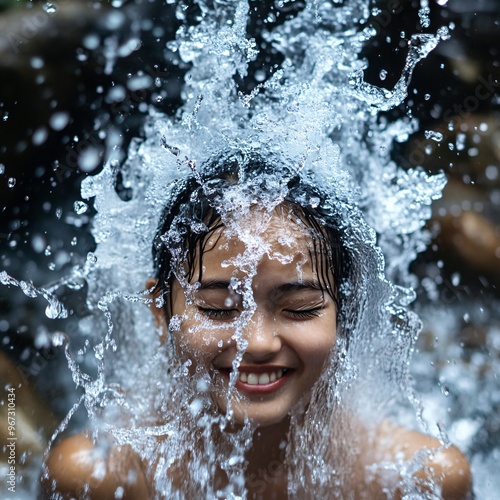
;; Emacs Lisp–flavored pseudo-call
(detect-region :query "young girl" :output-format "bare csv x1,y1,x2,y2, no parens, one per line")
41,151,471,498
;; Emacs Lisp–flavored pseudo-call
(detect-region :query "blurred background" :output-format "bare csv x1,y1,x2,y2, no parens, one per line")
0,0,499,496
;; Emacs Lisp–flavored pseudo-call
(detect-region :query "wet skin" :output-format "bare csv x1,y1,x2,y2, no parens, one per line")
167,215,338,427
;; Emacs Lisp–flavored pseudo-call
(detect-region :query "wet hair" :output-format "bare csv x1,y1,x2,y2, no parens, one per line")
152,151,350,318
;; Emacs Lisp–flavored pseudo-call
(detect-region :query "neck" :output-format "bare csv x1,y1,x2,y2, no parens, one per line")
244,419,290,498
248,420,289,465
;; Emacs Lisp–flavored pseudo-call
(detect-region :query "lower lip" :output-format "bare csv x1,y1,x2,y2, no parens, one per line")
222,370,293,396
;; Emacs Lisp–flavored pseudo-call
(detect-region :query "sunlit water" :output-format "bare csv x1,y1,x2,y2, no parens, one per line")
1,0,499,498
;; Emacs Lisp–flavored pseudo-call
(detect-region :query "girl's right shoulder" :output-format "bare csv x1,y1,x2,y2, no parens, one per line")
40,432,151,499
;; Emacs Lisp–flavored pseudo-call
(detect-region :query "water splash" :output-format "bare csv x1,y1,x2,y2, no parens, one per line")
0,271,68,319
66,0,455,496
2,0,478,497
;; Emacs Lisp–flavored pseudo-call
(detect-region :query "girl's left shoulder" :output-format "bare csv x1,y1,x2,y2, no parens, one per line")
361,422,472,499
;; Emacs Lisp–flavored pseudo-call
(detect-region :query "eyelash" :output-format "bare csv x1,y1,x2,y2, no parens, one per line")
285,308,322,319
198,307,322,320
198,308,238,319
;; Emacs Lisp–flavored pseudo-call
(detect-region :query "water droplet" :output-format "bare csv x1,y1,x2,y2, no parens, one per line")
78,148,101,173
31,234,46,253
0,164,4,175
83,34,100,50
456,133,466,151
43,2,57,14
107,86,126,103
32,127,48,146
94,343,104,360
51,332,67,347
45,299,67,319
424,130,443,142
308,197,319,208
20,280,37,298
418,6,431,29
379,69,387,81
154,295,164,308
255,69,266,82
127,75,153,91
87,252,97,264
104,10,127,31
189,398,203,416
34,329,50,349
196,379,208,392
30,57,44,69
74,201,88,214
485,165,498,181
49,111,70,131
7,177,16,188
71,237,77,246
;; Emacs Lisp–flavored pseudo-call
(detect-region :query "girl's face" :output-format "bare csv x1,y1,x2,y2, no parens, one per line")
168,212,337,427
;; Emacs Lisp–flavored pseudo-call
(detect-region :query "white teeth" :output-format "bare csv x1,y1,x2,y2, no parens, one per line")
238,369,286,385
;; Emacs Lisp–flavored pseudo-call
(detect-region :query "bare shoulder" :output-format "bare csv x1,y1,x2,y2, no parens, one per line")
40,432,150,499
362,422,472,499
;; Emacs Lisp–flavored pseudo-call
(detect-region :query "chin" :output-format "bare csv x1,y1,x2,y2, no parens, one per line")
220,399,291,428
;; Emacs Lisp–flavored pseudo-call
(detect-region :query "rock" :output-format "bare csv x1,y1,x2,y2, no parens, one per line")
0,350,57,462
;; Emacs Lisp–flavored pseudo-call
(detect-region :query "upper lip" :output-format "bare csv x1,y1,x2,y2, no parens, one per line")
218,365,292,373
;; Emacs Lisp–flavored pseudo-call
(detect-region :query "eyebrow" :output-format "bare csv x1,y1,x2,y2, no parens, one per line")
274,281,324,294
197,279,234,291
197,279,324,294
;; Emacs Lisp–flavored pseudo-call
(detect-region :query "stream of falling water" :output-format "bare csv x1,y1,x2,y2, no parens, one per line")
1,0,499,498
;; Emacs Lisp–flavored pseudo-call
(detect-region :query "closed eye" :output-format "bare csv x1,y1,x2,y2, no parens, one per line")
284,308,322,319
197,307,239,320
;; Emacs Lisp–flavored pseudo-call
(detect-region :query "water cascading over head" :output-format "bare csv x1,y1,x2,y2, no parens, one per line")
56,0,450,496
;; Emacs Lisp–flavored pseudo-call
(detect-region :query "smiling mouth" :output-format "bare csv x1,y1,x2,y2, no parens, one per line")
237,368,286,385
219,367,292,395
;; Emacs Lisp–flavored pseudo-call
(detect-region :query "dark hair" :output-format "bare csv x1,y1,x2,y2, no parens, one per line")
152,151,350,318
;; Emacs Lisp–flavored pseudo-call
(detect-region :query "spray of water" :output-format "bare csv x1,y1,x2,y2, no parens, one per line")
2,0,462,497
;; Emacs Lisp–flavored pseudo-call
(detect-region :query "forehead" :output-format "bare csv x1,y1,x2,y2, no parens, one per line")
198,209,315,279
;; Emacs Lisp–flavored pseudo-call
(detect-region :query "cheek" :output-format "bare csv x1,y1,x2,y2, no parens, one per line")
173,312,231,362
305,341,334,370
299,324,336,374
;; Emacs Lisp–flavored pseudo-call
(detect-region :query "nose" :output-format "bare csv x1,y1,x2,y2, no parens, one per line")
241,309,282,361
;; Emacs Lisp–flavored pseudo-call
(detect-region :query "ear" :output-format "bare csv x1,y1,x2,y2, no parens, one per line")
145,279,168,343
